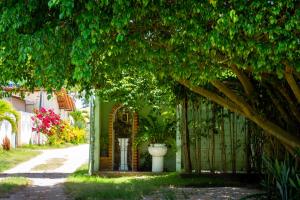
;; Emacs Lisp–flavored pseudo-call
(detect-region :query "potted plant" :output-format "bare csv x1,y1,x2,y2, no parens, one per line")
136,111,175,172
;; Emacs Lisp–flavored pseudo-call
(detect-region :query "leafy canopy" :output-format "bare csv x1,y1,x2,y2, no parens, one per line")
1,0,299,91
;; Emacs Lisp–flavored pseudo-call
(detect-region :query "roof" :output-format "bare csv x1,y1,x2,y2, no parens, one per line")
2,87,76,111
55,89,76,111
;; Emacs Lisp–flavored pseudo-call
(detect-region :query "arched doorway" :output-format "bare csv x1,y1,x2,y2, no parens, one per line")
99,104,139,171
113,107,134,170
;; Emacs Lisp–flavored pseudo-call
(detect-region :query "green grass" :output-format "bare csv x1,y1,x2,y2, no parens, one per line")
0,177,30,198
31,158,66,171
65,165,229,200
21,143,78,150
0,148,41,172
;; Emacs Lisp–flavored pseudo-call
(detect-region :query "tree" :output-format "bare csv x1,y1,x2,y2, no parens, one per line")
69,110,89,129
1,1,300,152
0,100,19,133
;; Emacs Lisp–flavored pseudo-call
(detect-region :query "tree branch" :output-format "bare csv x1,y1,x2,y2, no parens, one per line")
177,79,244,115
210,80,300,151
264,83,292,126
231,65,254,97
285,65,300,104
275,83,300,124
210,80,254,116
177,78,300,151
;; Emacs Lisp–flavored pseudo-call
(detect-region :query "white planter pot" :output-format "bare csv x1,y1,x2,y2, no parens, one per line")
148,143,168,172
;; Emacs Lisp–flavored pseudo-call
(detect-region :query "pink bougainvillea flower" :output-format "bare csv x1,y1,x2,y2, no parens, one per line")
31,107,63,136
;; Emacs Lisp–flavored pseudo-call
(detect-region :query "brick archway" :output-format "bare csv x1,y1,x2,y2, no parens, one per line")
100,104,138,171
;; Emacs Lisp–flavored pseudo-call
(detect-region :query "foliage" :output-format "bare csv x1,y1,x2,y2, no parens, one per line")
0,100,19,133
1,1,300,150
262,156,300,200
69,110,89,129
136,110,176,145
48,120,85,145
97,71,176,110
31,108,85,145
1,136,10,151
31,107,62,136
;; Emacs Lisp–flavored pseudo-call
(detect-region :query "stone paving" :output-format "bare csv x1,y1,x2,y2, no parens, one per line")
143,187,262,200
0,144,89,200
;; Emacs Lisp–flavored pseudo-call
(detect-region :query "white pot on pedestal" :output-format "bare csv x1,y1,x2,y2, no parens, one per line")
148,143,168,172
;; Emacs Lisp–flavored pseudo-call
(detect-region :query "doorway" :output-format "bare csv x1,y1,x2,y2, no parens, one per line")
113,107,133,171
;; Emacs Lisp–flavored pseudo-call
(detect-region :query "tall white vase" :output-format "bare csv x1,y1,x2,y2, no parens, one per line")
148,144,168,172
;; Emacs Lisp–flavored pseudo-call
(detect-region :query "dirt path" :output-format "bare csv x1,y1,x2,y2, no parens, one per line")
0,144,89,200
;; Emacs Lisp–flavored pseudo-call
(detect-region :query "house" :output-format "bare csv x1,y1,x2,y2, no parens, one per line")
1,88,76,146
89,96,251,174
4,88,75,119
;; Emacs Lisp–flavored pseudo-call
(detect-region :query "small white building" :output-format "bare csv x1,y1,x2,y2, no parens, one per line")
2,88,76,147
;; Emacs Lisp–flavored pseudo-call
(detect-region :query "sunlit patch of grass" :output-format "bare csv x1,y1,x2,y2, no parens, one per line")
64,165,226,200
0,148,40,172
21,143,77,150
31,158,66,171
0,177,30,198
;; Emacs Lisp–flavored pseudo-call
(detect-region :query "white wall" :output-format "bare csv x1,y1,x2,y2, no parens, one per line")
0,121,16,148
25,91,60,114
17,111,47,146
0,111,48,148
18,111,33,145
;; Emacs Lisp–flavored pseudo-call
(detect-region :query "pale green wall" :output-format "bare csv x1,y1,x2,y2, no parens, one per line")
95,99,248,173
96,100,176,171
186,103,248,172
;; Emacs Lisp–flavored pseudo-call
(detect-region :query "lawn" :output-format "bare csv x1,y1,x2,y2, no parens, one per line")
0,148,40,172
21,143,77,150
0,177,30,198
65,165,259,200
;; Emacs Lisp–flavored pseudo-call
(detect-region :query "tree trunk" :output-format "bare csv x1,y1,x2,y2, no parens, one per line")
220,109,226,172
211,103,216,173
182,94,192,173
232,114,237,174
245,120,251,174
197,102,202,173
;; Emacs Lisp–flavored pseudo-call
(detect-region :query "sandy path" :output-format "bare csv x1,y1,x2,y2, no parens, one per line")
0,144,89,200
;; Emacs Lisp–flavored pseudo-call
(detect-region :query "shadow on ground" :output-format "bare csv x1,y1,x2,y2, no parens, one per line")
64,169,263,200
0,173,70,179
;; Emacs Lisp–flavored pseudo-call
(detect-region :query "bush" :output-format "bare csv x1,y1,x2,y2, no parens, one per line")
31,107,62,136
1,136,10,151
48,120,85,145
32,108,86,146
262,156,300,200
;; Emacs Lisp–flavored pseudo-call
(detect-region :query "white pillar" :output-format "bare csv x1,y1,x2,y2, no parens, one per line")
118,138,129,171
152,156,164,172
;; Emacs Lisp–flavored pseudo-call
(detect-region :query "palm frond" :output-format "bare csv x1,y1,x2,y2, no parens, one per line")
0,100,19,133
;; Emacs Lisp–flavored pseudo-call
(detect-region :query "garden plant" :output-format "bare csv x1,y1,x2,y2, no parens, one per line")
31,107,85,145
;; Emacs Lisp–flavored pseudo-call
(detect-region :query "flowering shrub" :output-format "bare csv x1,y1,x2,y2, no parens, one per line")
48,120,86,145
32,108,85,145
31,108,63,136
